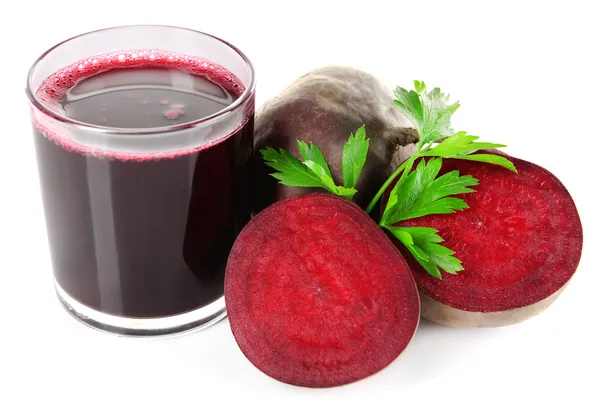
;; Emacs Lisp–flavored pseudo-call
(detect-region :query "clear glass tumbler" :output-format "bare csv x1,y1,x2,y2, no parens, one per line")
26,25,255,336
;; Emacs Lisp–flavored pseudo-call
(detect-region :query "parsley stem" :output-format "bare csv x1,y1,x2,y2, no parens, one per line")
365,153,420,214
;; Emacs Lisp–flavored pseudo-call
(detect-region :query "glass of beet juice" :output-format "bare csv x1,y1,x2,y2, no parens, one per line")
26,26,255,336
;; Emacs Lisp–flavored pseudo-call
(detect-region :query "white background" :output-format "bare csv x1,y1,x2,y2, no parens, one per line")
1,1,598,402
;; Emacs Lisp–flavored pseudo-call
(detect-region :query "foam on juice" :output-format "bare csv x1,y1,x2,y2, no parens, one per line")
32,49,249,162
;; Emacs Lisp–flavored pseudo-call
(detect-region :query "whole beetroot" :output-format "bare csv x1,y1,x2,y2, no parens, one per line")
252,67,417,212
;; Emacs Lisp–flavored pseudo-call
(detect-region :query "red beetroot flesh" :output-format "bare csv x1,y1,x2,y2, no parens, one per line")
388,155,582,313
225,194,420,388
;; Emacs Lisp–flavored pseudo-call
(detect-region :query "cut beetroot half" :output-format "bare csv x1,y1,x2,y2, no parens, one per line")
225,194,420,387
385,154,582,327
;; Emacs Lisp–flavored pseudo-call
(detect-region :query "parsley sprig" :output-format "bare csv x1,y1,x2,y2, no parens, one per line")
261,126,369,201
260,81,517,279
365,81,516,214
378,157,478,278
379,157,478,227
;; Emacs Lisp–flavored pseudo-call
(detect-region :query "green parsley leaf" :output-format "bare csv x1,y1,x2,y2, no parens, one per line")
413,79,426,95
385,226,464,279
392,87,423,135
342,125,370,189
261,141,358,200
297,141,336,188
261,148,329,189
381,157,478,226
421,131,506,157
420,131,517,172
386,226,430,262
393,82,460,148
451,153,518,173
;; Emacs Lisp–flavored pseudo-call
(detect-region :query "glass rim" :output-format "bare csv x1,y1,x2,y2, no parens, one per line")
25,24,256,136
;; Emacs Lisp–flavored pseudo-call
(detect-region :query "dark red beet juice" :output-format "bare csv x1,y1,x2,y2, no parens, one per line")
32,50,253,320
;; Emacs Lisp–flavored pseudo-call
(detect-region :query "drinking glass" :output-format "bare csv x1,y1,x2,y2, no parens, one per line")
26,25,255,336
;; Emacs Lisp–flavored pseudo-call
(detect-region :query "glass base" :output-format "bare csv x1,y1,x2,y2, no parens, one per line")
55,280,227,337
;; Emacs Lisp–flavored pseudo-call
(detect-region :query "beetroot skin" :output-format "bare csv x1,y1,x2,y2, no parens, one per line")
386,155,583,327
252,67,417,212
225,194,420,387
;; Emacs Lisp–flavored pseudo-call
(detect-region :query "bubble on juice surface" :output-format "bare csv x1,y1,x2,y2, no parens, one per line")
164,104,185,120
